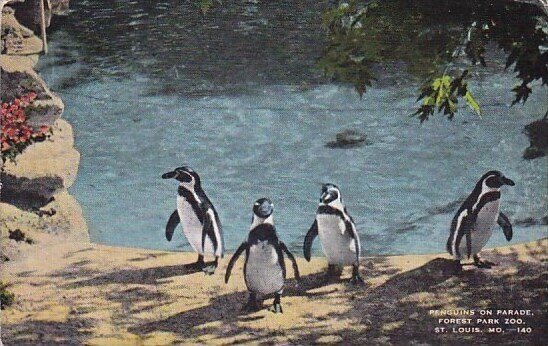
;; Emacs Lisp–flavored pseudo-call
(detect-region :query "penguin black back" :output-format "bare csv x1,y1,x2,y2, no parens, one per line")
446,170,515,270
162,165,224,274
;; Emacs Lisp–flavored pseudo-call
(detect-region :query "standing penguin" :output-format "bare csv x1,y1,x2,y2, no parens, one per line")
225,198,300,313
162,166,224,275
303,184,364,285
447,170,515,271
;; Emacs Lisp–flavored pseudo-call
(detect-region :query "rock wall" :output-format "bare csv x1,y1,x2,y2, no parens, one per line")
1,0,88,262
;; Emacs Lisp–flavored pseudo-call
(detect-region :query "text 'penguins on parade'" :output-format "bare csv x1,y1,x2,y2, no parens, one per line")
162,166,224,275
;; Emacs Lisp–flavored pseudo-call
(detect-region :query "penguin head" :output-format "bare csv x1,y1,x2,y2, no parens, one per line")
253,198,274,219
320,183,341,205
480,171,515,190
162,166,201,189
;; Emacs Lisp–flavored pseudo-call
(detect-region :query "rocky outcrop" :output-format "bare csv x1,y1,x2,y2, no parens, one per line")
1,5,42,55
325,129,372,149
523,117,547,160
3,119,80,187
1,55,63,126
1,1,88,262
10,0,71,34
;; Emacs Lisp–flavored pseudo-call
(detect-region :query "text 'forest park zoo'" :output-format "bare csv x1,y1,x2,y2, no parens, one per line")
430,309,535,334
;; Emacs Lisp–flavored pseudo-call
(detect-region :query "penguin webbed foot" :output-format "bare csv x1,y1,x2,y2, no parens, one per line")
268,293,283,314
202,257,218,276
202,264,217,275
350,274,365,286
268,302,283,314
350,264,365,286
473,255,496,269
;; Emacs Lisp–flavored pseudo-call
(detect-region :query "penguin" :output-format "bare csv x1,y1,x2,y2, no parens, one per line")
162,166,224,275
303,184,364,285
447,170,515,271
225,198,300,313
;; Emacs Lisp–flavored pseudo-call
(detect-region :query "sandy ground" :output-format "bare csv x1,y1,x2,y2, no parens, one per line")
1,236,546,345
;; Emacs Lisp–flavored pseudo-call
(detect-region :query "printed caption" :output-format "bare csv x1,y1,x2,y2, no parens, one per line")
429,309,534,334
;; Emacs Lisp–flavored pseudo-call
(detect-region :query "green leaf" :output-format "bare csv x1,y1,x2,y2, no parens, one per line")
413,71,483,121
199,0,214,14
464,90,481,116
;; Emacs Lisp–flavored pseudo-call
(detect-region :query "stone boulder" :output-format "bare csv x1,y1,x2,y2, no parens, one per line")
3,119,80,188
1,5,42,55
523,117,547,160
325,129,372,149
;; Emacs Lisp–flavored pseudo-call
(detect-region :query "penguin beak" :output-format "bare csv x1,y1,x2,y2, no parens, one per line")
501,176,515,186
320,191,335,203
162,171,178,179
320,191,327,202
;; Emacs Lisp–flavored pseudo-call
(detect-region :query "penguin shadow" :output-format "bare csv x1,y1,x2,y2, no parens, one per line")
314,249,548,345
288,258,462,344
127,270,337,338
126,247,547,344
64,260,216,288
366,257,457,299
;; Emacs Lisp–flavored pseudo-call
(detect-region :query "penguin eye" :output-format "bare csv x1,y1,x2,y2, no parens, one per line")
180,172,192,183
485,176,500,188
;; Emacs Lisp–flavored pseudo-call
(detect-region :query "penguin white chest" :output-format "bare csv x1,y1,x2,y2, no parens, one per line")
474,199,500,234
458,199,500,258
176,196,214,255
245,241,284,295
316,214,358,266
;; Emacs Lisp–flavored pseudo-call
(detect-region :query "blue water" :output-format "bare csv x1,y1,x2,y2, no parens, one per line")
36,3,547,255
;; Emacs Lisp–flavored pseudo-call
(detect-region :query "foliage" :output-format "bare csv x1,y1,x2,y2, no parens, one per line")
1,92,51,163
462,8,547,106
319,0,547,121
199,0,214,14
318,2,378,96
0,281,15,309
415,70,481,122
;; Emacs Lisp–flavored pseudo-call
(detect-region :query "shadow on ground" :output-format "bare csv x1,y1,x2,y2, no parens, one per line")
3,240,546,345
2,318,92,345
128,240,546,344
64,261,215,287
302,240,547,345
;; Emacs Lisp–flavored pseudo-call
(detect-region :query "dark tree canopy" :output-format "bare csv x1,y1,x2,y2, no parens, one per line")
318,0,547,121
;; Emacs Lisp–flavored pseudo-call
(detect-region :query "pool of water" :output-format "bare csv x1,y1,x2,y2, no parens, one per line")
36,1,547,255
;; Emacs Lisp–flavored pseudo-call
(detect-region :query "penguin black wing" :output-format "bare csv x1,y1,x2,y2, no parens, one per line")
498,212,513,241
344,219,361,261
446,211,460,255
200,202,218,254
165,210,180,241
274,241,287,279
459,191,500,257
225,241,248,283
303,219,318,262
280,241,300,281
452,210,476,259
